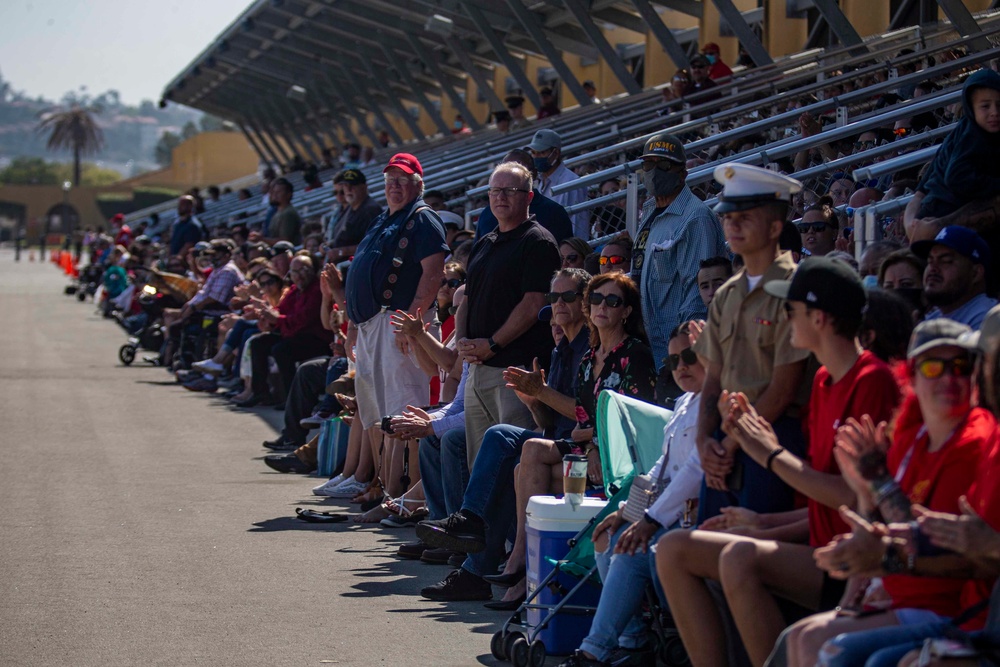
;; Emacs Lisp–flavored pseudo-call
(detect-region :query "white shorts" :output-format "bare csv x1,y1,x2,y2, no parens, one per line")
354,310,430,429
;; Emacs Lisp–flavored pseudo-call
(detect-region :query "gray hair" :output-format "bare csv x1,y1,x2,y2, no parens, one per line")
491,162,533,192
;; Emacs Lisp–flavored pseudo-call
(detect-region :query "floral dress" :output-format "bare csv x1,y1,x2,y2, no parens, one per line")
573,335,657,431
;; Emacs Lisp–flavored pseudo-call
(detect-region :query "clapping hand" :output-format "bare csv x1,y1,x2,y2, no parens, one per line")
503,358,546,396
390,309,425,338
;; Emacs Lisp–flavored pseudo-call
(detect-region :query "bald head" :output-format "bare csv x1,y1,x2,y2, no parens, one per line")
849,187,883,209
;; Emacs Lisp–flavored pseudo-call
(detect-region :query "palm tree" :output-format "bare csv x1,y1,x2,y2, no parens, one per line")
37,106,104,186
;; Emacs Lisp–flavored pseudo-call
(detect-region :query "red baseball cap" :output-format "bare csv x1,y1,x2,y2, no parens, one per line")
383,153,423,177
701,43,721,54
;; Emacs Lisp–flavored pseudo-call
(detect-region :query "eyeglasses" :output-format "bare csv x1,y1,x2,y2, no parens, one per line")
441,278,464,289
667,347,698,370
914,357,974,379
384,175,413,187
257,278,278,287
487,187,530,198
560,253,579,264
797,222,831,234
544,291,582,304
334,190,345,196
588,292,625,308
599,255,627,266
640,159,678,172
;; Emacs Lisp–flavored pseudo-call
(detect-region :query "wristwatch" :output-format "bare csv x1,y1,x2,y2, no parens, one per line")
643,512,663,529
488,336,502,354
881,542,912,574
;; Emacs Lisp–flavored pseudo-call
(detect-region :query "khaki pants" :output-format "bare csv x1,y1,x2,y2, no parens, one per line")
464,364,534,468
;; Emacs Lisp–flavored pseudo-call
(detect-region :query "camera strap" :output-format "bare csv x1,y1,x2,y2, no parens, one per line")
400,440,411,489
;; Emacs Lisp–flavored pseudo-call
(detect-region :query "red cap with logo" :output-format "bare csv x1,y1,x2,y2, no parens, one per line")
383,153,423,177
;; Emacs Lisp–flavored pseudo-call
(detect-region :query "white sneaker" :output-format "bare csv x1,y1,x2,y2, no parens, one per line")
300,411,333,429
192,359,225,375
323,477,368,499
312,474,347,496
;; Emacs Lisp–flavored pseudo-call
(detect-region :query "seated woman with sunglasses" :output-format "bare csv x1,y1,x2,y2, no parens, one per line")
485,272,656,607
798,196,840,257
558,324,706,667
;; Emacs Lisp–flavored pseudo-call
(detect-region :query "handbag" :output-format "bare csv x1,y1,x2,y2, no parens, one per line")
621,432,674,524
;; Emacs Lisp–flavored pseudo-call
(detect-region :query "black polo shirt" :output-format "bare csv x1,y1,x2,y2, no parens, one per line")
465,216,560,369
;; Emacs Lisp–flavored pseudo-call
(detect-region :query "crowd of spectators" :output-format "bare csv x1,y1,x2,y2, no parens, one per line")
70,51,1000,667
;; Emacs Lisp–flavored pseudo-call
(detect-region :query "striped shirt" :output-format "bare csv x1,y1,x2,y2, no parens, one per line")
189,261,244,310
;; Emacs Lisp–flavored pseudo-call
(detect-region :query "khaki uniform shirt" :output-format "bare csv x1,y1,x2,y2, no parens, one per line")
693,251,813,412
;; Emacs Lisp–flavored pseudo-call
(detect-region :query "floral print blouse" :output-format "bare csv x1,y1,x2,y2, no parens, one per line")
574,335,657,429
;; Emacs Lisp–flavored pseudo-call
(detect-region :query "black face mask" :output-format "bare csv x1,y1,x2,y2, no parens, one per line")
642,168,684,198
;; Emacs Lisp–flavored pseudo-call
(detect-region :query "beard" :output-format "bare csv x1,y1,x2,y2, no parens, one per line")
923,284,967,308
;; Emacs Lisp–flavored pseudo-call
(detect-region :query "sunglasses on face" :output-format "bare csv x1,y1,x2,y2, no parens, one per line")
544,291,583,304
441,278,464,288
797,222,831,234
258,278,278,288
914,356,974,379
667,347,698,370
599,255,627,266
640,159,677,172
560,254,579,263
588,292,624,308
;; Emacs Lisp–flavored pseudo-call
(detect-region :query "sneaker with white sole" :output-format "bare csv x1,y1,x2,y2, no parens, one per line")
192,359,226,375
323,478,368,499
300,410,334,430
312,474,347,496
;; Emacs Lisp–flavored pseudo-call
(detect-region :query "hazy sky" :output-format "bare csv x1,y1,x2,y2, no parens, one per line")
0,0,253,106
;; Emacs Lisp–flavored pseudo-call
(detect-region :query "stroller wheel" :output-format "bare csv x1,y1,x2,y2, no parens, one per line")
657,629,690,666
528,640,546,667
509,637,529,667
490,631,508,661
503,633,522,663
77,291,86,302
119,345,137,366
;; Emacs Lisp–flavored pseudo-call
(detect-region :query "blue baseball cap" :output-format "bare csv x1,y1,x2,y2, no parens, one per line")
910,226,991,266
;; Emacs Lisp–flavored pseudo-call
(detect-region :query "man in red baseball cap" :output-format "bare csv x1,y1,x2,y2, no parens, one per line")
343,152,449,502
700,42,733,81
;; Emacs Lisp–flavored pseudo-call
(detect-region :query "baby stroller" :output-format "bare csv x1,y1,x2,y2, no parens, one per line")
65,264,104,302
491,391,686,667
118,269,195,366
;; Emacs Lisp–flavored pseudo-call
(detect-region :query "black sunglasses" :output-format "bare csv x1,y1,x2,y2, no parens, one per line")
560,253,580,263
640,159,678,172
258,278,278,287
588,292,624,308
441,278,464,288
545,291,583,304
797,222,831,234
667,348,698,370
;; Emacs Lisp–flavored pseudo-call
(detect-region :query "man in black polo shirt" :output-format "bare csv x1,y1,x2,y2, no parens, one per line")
456,162,561,467
326,169,384,263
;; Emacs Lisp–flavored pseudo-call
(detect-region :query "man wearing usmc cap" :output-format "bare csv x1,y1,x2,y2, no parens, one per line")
690,163,814,522
345,153,449,492
632,131,725,394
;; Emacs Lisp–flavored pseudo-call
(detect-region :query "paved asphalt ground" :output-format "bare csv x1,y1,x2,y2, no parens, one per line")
0,249,516,667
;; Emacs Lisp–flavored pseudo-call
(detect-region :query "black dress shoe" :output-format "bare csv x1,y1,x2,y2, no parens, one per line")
235,393,274,408
421,567,491,601
421,548,461,565
483,569,526,587
264,454,314,474
484,595,525,611
397,540,431,560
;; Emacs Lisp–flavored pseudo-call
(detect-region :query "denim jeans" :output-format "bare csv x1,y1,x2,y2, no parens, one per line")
315,357,348,414
462,425,539,578
418,427,469,521
580,522,671,661
819,619,952,667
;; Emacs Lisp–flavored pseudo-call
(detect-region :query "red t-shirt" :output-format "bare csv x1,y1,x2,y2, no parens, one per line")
958,429,1000,629
882,403,994,618
806,351,901,547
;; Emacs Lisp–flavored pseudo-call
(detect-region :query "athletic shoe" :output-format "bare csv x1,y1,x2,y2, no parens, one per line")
300,410,333,429
312,474,347,496
322,477,368,499
191,359,225,375
416,509,487,554
421,568,491,601
183,376,218,393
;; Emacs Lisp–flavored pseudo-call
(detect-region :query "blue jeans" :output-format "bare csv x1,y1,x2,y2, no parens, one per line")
315,357,348,414
820,619,952,667
580,522,671,661
418,427,469,521
698,416,807,523
462,425,539,578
